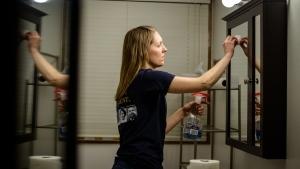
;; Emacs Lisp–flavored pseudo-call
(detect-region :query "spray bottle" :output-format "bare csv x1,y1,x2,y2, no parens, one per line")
183,92,208,140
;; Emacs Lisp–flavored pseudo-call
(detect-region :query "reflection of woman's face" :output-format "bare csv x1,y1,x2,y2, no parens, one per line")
148,31,167,68
120,111,125,119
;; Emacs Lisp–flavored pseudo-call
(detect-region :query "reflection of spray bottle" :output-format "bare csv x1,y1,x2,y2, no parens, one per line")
255,92,261,141
54,88,68,140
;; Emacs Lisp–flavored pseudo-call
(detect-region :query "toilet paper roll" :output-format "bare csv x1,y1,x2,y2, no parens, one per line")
187,159,220,169
29,156,62,169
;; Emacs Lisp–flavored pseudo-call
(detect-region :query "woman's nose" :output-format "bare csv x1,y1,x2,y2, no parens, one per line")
163,44,167,53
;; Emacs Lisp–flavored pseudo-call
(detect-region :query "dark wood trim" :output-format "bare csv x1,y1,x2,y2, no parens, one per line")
77,136,210,144
66,0,79,169
18,2,47,24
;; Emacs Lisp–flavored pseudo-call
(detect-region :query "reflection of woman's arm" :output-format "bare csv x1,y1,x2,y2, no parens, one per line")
240,37,261,73
26,31,69,89
254,59,261,73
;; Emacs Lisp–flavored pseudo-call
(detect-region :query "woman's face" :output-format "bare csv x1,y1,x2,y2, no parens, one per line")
147,31,167,68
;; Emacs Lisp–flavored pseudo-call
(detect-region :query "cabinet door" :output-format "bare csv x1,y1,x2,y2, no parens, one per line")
223,0,287,159
16,2,46,144
228,21,249,145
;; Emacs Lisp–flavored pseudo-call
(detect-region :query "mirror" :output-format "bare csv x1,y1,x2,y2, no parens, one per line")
224,0,287,158
229,22,248,144
16,1,46,143
15,0,78,169
254,14,261,147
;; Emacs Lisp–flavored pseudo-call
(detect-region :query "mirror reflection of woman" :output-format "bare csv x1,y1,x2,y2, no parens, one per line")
25,31,69,89
25,31,69,139
238,37,262,142
239,37,261,73
113,25,237,169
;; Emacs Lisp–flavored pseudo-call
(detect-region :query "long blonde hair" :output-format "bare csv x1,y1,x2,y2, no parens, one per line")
115,26,156,101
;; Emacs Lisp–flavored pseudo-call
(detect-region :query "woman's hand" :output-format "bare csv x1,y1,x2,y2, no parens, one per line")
223,35,238,56
25,31,41,51
182,101,205,117
240,37,249,57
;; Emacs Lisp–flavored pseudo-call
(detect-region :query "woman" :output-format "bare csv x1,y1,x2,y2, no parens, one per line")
26,31,69,140
113,26,237,169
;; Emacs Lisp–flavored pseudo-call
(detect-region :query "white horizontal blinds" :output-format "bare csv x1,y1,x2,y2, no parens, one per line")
199,5,209,72
165,4,209,138
78,0,209,138
79,1,127,137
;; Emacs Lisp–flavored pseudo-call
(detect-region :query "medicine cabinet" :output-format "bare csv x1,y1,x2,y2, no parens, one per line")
223,0,287,158
15,1,46,143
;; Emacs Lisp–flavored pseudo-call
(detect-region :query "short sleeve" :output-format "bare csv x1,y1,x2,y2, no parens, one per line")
141,69,175,94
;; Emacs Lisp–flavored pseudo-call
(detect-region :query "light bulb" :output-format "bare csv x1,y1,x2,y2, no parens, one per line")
233,0,242,4
33,0,49,3
222,0,236,8
222,0,242,8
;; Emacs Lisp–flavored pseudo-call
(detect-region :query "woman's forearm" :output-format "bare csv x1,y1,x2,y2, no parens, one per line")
166,108,185,134
168,53,232,93
196,53,232,90
30,48,68,88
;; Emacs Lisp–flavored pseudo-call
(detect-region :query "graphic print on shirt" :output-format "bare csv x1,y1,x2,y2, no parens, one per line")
117,96,137,125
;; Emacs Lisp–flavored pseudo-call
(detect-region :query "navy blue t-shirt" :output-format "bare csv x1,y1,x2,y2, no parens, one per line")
116,69,175,169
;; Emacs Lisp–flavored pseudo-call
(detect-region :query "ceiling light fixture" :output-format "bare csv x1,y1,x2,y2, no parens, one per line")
222,0,251,8
33,0,49,3
222,0,241,8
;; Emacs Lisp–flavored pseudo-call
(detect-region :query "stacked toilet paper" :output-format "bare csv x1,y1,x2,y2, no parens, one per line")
187,159,220,169
29,156,62,169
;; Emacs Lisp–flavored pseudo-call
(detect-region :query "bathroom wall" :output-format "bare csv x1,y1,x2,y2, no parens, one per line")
212,0,300,169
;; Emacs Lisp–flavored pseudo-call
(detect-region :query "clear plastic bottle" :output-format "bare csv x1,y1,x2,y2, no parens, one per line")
183,113,202,140
183,92,208,140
